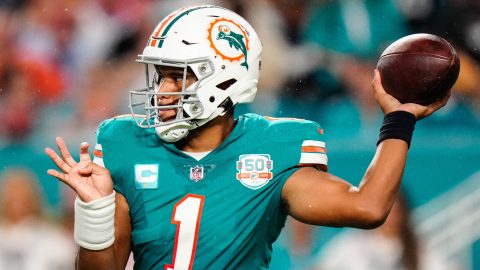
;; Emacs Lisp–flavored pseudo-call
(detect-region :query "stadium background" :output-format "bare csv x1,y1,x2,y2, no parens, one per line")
0,0,479,269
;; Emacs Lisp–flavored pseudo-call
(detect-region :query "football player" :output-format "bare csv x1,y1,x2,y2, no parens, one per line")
45,5,450,269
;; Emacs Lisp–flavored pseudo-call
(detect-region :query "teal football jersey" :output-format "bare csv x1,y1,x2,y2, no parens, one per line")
94,113,327,269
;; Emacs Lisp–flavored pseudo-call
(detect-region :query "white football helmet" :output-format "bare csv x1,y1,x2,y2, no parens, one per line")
130,5,262,142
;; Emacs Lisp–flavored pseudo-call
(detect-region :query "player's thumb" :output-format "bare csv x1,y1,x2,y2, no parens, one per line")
372,69,384,93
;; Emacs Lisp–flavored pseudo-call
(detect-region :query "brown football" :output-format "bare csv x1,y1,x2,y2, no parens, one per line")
376,33,460,105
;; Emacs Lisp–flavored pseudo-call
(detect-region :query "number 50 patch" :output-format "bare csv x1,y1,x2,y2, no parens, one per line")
236,154,274,190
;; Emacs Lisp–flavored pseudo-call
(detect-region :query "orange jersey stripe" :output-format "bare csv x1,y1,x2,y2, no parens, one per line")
93,149,103,158
301,146,326,153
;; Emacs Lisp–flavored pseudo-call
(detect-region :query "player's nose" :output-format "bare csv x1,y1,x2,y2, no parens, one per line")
156,78,180,99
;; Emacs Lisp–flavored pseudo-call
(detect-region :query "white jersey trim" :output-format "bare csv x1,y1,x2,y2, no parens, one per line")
299,152,328,165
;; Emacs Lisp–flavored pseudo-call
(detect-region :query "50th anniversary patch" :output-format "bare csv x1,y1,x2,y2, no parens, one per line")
236,154,273,190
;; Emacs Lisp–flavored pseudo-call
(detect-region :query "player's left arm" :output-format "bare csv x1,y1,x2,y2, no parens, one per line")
282,70,450,228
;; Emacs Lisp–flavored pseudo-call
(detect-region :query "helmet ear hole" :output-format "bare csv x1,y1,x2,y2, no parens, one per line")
216,79,237,90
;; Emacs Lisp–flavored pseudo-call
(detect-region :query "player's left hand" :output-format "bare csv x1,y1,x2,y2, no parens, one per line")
45,137,114,203
372,69,450,120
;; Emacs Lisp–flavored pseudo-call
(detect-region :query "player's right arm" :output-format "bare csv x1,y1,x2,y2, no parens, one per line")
282,70,450,228
45,137,131,270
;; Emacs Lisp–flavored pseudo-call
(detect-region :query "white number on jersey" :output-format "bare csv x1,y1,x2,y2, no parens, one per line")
165,194,205,270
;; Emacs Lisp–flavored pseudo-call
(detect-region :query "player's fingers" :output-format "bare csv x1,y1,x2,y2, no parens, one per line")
79,162,110,179
372,69,398,105
56,137,77,166
79,142,92,162
371,69,385,94
45,147,71,173
47,169,74,188
78,162,95,175
373,76,401,111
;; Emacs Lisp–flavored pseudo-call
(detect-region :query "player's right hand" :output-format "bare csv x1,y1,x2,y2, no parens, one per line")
372,69,450,120
45,137,113,203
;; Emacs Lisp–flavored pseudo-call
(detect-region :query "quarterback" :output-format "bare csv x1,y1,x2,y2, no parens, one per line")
45,5,449,270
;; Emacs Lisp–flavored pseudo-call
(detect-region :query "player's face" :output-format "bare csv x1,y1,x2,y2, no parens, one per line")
154,66,197,122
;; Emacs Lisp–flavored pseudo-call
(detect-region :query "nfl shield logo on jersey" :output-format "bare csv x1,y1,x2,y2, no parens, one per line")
190,165,204,182
236,154,273,190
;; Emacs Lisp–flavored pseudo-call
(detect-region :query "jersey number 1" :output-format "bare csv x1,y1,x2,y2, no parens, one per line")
165,194,205,270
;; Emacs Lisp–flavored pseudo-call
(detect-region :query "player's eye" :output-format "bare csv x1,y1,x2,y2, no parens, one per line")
173,75,184,83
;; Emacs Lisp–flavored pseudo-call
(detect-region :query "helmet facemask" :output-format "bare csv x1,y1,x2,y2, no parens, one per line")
130,56,215,142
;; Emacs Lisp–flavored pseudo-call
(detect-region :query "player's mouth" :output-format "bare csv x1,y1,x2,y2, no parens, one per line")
157,96,181,122
158,108,177,122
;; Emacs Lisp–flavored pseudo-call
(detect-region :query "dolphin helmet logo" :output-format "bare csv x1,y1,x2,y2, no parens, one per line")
208,18,250,70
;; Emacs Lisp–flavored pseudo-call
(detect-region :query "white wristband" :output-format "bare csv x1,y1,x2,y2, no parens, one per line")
74,191,116,250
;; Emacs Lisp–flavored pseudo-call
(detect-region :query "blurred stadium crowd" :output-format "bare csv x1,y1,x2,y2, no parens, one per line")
0,0,479,269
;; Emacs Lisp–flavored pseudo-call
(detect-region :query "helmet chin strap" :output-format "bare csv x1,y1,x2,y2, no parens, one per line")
155,106,226,142
155,122,191,142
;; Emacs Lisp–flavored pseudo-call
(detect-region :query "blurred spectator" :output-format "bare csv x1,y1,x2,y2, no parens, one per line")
454,50,480,115
311,192,461,270
300,0,410,118
241,0,324,116
0,8,65,144
0,168,76,270
0,57,65,142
